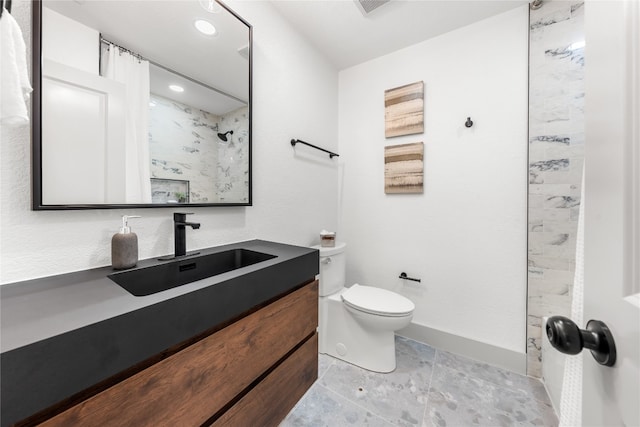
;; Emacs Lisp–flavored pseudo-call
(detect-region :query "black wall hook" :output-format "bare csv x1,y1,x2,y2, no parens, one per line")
465,117,473,128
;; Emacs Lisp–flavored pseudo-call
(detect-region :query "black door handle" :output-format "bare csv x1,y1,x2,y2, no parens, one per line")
545,316,616,367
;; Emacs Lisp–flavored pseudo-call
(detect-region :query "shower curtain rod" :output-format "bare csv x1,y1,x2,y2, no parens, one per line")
100,36,145,61
99,36,248,105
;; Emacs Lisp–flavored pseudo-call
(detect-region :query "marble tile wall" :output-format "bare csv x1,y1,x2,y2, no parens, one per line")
527,0,585,378
149,94,221,203
148,96,249,203
216,106,250,203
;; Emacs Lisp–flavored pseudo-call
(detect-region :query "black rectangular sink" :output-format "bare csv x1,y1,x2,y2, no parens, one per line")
109,249,277,296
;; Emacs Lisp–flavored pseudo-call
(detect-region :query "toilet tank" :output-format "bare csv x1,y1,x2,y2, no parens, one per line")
314,242,346,296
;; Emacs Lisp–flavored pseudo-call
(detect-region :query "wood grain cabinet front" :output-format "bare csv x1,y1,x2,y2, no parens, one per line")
38,280,319,427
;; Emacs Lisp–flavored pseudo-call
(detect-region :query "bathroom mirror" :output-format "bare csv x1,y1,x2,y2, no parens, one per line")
32,0,252,209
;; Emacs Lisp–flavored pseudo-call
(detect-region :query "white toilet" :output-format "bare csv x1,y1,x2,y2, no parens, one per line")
315,242,415,373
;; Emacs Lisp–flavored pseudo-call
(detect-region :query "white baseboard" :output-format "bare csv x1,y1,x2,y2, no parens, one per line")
398,322,527,375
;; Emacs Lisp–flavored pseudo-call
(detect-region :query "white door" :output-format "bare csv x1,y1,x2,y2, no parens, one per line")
583,0,639,425
42,59,126,205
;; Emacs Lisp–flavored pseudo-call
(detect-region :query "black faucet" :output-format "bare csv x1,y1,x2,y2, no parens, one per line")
173,212,201,257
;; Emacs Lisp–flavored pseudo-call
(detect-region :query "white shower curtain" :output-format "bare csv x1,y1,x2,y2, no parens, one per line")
101,43,152,203
559,165,585,427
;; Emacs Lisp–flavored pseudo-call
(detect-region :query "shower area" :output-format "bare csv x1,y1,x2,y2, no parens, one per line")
526,0,585,422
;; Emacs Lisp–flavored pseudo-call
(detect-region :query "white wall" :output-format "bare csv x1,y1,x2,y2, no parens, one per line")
3,1,527,359
42,7,99,75
0,1,339,284
338,6,529,353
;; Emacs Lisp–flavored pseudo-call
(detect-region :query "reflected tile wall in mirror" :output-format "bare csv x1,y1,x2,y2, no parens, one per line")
149,95,249,204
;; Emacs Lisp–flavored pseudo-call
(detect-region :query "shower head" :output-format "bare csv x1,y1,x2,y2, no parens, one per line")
218,130,233,141
217,130,233,142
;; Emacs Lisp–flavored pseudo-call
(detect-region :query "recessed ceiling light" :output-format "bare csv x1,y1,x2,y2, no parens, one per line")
169,85,184,93
194,19,217,36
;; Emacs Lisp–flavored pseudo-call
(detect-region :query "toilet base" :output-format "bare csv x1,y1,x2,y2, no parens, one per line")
319,290,411,373
320,327,397,373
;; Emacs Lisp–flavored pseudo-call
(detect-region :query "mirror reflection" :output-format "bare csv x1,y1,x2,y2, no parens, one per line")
35,0,251,208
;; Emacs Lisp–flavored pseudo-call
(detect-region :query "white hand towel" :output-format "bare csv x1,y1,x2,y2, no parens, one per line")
1,8,33,126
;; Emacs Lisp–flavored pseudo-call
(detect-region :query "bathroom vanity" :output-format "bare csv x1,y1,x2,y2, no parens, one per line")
0,240,319,427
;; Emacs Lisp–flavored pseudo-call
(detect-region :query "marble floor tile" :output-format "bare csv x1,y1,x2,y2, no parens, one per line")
424,367,519,427
424,365,557,427
423,367,558,427
319,352,432,425
434,350,552,406
281,336,558,427
319,353,335,379
281,383,394,427
396,335,436,363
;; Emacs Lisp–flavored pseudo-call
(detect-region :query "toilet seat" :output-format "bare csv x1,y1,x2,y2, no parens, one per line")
341,284,414,317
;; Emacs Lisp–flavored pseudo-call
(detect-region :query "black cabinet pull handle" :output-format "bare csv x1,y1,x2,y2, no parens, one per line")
546,316,616,367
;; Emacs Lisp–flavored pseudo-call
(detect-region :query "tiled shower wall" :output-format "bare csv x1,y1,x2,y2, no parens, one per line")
148,94,249,203
216,106,250,203
527,1,585,377
149,94,221,203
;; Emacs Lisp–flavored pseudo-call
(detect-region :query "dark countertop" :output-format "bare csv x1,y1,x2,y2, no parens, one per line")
0,239,319,427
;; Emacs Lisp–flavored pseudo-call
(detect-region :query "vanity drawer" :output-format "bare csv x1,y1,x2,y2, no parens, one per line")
212,333,318,427
38,280,318,427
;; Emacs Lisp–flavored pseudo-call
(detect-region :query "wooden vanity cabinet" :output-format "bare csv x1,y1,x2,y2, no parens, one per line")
37,280,318,427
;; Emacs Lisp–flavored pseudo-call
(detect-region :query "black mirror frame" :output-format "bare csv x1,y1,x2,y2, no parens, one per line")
31,0,252,210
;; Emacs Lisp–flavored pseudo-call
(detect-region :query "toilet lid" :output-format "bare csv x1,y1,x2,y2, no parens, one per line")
341,284,415,317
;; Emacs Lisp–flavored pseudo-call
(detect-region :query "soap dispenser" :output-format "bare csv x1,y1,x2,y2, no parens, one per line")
112,215,141,270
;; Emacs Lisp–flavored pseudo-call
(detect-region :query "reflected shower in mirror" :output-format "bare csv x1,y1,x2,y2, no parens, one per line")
33,0,252,209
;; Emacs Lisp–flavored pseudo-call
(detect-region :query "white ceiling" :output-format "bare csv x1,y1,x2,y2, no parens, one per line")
44,0,250,113
270,0,528,70
149,64,246,115
43,0,528,112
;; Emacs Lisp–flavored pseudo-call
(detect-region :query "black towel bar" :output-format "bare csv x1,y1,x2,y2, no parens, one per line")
290,139,339,159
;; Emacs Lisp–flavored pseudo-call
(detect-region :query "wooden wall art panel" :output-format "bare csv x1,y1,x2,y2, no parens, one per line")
384,142,424,194
384,81,424,138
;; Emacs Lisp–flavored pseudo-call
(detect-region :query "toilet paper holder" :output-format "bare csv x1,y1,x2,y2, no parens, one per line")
399,272,421,283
